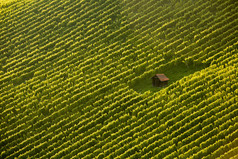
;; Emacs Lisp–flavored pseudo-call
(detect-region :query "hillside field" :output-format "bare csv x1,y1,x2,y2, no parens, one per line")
1,0,238,158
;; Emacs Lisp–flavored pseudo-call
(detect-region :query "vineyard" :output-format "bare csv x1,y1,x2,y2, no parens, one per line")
1,0,238,158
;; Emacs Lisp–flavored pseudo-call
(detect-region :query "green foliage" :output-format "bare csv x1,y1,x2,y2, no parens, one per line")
0,0,238,158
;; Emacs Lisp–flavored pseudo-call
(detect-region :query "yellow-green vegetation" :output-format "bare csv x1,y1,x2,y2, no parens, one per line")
0,0,29,7
0,0,16,5
1,0,238,158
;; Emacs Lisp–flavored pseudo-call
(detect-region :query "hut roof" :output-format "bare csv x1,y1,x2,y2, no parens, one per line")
154,74,169,82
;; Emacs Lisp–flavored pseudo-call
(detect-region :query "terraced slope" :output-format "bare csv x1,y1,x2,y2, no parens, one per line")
1,0,238,158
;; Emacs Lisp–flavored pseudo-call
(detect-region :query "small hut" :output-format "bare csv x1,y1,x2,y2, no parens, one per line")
151,74,169,87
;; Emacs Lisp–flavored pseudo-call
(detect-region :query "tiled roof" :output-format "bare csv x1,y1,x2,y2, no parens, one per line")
155,74,169,82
